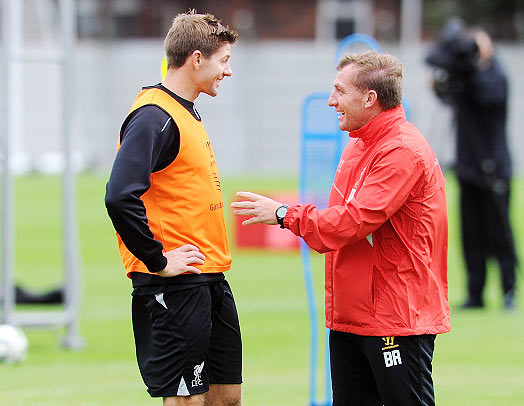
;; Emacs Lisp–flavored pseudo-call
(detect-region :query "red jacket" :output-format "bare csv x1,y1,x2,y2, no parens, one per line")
285,105,450,336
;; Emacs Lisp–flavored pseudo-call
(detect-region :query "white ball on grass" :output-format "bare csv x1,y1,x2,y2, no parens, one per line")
0,324,29,364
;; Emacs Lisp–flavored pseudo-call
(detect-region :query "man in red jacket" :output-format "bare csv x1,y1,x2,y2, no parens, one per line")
232,51,450,405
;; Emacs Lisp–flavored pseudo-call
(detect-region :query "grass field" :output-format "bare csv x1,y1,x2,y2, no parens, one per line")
1,173,523,406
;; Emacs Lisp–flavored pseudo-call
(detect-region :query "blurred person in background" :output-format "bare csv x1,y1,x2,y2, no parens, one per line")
232,51,450,406
105,10,242,406
426,19,517,310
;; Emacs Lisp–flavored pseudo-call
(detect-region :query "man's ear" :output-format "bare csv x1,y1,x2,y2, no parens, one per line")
364,90,378,108
191,50,203,68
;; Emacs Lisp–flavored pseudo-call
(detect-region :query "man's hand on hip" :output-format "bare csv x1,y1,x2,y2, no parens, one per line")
158,244,204,277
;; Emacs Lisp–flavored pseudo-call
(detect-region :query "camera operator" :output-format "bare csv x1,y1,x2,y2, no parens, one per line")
426,20,517,310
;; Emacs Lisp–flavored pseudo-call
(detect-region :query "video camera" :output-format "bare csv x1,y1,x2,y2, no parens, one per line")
426,18,479,74
425,19,479,98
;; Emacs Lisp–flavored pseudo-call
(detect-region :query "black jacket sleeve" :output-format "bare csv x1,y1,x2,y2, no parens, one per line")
105,105,179,272
469,59,507,106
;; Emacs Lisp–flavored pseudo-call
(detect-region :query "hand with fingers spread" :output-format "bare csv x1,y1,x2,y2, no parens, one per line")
157,244,205,277
231,191,284,226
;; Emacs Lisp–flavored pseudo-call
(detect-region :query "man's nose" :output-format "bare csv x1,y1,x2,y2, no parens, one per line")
328,93,336,106
224,63,232,77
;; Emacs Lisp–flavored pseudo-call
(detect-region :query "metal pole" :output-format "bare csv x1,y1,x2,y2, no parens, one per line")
0,0,23,326
400,0,422,45
58,0,84,349
354,0,375,37
300,241,319,404
9,0,26,174
1,0,13,324
315,0,337,42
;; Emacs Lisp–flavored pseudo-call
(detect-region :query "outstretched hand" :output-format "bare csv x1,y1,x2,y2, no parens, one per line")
158,244,205,277
231,191,282,226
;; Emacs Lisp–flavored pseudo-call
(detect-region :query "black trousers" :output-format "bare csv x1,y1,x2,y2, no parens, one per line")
459,178,517,303
330,331,436,406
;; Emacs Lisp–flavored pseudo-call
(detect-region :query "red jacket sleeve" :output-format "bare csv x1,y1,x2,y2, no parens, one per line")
284,146,424,253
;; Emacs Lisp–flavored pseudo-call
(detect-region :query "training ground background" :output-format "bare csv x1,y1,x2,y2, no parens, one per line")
1,38,524,405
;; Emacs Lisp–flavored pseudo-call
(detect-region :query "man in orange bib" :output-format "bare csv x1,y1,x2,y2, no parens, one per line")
105,10,241,406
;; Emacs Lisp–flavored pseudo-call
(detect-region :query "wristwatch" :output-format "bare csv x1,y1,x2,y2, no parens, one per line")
275,205,289,229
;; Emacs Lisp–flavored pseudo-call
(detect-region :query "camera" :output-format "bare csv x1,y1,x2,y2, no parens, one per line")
426,18,479,74
425,19,480,99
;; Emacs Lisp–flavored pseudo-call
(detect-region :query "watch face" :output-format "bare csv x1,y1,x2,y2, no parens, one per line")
276,206,288,218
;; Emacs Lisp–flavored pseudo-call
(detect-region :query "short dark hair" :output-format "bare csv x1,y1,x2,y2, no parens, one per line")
337,51,403,110
164,10,238,68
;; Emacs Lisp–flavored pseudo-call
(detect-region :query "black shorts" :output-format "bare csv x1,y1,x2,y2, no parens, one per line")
132,280,242,397
329,330,436,406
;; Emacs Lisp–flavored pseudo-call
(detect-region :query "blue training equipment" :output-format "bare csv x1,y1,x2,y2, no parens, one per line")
334,33,382,65
299,33,382,406
300,92,344,406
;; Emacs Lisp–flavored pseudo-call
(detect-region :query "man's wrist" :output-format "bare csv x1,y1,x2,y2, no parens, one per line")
275,205,289,228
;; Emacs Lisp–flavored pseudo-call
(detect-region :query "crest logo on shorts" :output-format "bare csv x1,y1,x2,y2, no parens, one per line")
381,336,399,350
191,361,205,387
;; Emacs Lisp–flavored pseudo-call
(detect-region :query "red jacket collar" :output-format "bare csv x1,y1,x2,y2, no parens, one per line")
349,104,406,146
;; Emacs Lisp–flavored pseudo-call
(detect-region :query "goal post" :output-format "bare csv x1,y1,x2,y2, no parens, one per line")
0,0,83,349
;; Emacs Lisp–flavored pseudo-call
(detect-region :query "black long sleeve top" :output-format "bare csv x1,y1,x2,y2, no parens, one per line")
105,84,200,273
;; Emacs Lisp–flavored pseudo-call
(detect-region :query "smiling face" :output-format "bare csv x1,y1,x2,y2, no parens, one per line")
196,42,232,97
328,64,376,133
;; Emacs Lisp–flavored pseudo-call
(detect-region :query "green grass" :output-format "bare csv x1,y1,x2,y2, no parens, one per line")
0,173,523,405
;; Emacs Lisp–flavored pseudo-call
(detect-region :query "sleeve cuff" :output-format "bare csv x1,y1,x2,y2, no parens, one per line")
283,205,298,230
143,254,168,273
